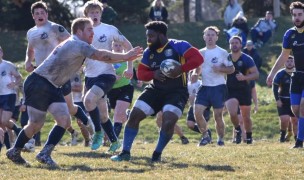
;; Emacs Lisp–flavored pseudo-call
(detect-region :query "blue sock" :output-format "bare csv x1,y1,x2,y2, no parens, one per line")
4,132,10,149
89,107,102,132
14,129,30,149
155,130,173,153
122,126,138,152
74,106,88,125
101,119,117,142
114,122,123,138
45,125,66,146
298,117,304,140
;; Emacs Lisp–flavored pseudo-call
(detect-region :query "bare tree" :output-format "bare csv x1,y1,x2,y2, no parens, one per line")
273,0,280,17
184,0,190,22
195,0,203,22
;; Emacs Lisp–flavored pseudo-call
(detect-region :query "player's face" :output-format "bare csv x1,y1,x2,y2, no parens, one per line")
292,8,304,28
112,42,123,53
86,8,102,26
229,38,242,53
285,58,295,70
203,29,218,46
79,23,94,44
146,29,161,50
32,8,48,27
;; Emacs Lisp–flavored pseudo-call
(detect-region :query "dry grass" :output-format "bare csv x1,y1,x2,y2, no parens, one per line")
1,140,304,180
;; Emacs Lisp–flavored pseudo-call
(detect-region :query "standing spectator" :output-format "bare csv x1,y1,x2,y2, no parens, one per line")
224,0,243,28
225,12,249,47
272,56,298,142
243,40,263,71
225,36,259,144
149,0,168,23
250,11,277,47
101,0,117,24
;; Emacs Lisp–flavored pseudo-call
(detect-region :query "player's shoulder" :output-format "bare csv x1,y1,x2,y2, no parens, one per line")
284,27,297,37
169,39,190,45
49,21,67,33
1,60,16,67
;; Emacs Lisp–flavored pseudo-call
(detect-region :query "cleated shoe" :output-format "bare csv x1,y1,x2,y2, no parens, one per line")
180,136,189,144
151,151,162,162
291,140,303,149
198,135,211,146
246,138,253,144
235,129,242,144
6,148,30,166
111,151,131,162
108,141,121,153
71,131,79,146
217,141,225,146
91,131,104,150
36,145,58,168
23,138,35,152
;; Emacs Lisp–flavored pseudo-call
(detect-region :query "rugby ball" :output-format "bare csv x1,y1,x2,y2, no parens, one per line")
160,59,181,78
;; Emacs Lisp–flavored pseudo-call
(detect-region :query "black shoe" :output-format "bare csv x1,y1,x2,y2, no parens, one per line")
151,151,161,162
36,145,58,168
6,148,30,166
291,140,303,149
246,138,253,144
180,136,189,144
235,129,242,144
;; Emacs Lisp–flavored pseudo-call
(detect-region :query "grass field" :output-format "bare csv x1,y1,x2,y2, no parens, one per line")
0,15,301,179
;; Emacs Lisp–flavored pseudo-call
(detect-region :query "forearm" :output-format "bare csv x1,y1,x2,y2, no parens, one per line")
219,65,235,74
272,84,280,101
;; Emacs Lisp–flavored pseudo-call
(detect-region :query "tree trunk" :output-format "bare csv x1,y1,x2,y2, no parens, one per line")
184,0,190,22
195,0,203,22
273,0,280,17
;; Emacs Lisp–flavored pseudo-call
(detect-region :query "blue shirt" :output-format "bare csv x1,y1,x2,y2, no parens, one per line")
273,69,291,99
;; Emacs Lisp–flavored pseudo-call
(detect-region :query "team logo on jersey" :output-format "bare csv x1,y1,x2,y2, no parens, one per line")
151,62,157,68
237,60,243,67
58,26,65,32
291,34,295,39
1,71,6,77
164,49,173,57
211,57,218,63
41,32,48,39
98,34,107,42
149,54,154,59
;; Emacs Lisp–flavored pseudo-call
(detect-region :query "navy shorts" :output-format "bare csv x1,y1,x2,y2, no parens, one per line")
11,105,21,121
61,80,72,96
227,86,252,106
195,84,227,109
24,73,65,111
138,85,189,116
20,108,29,127
0,94,16,112
108,84,134,109
85,74,116,97
187,106,211,122
277,98,295,117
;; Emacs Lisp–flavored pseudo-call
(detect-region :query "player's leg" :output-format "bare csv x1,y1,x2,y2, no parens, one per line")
225,98,241,143
240,105,253,144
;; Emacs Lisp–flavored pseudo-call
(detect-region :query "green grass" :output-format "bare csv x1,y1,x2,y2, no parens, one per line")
0,16,300,178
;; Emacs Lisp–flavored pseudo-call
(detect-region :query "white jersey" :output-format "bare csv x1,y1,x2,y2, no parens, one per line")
200,46,232,86
0,60,18,95
187,80,202,96
84,23,127,77
27,21,70,66
71,73,83,103
35,35,96,88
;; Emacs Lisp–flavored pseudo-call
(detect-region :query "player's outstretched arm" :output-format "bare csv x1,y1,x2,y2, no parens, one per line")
91,46,143,63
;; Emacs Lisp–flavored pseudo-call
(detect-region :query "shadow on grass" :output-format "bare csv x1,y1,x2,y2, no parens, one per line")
61,151,109,158
196,164,235,172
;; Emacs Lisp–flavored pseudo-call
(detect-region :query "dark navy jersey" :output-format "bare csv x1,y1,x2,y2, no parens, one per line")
141,39,191,90
283,27,304,71
227,53,256,89
273,69,291,98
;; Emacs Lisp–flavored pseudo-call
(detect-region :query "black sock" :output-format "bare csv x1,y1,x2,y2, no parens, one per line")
101,119,117,142
34,131,41,143
14,129,30,149
74,106,88,125
45,125,66,146
246,132,252,139
235,125,241,131
280,130,286,140
0,142,2,152
192,125,201,133
114,122,123,138
70,129,75,135
4,132,11,149
89,107,102,132
11,124,21,136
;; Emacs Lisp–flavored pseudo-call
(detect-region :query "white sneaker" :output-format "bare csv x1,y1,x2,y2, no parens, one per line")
23,138,35,152
86,117,95,136
71,131,79,146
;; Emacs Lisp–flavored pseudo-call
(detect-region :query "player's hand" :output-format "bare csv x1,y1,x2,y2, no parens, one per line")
115,75,122,81
276,100,283,108
212,64,222,73
123,68,133,79
168,65,182,78
266,74,273,87
236,72,246,81
25,60,35,72
125,46,143,61
253,105,258,114
7,82,16,89
19,104,26,112
154,69,166,82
